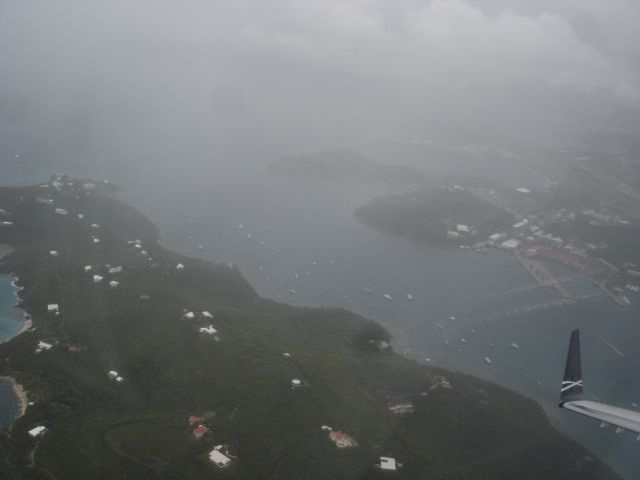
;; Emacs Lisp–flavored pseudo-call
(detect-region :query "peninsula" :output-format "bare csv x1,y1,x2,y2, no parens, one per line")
354,187,515,246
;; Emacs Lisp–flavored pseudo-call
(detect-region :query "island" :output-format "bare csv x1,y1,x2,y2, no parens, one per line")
0,176,619,479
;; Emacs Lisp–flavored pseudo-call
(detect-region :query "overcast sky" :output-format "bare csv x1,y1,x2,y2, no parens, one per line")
1,0,639,173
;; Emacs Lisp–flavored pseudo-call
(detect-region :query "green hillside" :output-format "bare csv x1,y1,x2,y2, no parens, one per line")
0,177,618,480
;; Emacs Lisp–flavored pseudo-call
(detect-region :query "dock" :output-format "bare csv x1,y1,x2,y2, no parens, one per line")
515,252,571,298
595,281,631,307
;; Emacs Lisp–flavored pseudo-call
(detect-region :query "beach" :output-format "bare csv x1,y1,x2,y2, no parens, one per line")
0,376,27,420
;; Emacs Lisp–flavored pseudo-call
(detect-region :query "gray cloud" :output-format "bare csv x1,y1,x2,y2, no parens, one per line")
0,0,638,173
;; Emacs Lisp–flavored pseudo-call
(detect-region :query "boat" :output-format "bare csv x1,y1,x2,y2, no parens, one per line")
407,294,413,301
510,342,520,349
383,294,393,301
484,357,493,365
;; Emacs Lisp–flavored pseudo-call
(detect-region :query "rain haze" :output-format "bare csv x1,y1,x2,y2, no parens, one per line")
1,1,640,479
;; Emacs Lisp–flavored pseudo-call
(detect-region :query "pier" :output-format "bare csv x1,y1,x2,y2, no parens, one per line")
515,252,571,299
595,281,631,307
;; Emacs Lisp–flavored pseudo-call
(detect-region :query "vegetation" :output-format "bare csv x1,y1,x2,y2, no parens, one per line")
354,188,514,246
0,178,619,479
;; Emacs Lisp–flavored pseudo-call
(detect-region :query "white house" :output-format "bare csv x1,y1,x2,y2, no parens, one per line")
47,304,59,314
109,280,119,289
176,263,185,270
209,449,232,468
93,275,103,283
500,239,520,250
512,219,528,229
28,426,47,438
456,224,470,233
379,457,397,471
37,341,53,351
199,325,218,335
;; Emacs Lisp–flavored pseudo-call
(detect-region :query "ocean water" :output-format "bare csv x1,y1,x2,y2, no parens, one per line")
0,245,24,429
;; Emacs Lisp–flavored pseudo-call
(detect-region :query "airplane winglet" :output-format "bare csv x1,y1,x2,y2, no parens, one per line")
560,329,583,406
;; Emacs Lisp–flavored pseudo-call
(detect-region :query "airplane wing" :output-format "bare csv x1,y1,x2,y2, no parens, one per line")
559,329,640,437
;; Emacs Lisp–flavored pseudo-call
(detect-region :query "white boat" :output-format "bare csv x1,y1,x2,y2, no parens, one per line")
484,356,493,365
510,342,520,349
383,294,393,301
460,338,467,344
407,294,413,301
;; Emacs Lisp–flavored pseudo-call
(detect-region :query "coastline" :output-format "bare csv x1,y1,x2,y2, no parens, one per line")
0,245,30,422
1,314,33,346
0,375,27,421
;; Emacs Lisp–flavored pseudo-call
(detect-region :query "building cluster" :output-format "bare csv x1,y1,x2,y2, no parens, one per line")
387,401,414,415
478,204,640,304
182,310,221,339
107,370,124,383
320,425,359,448
447,222,476,240
430,374,452,391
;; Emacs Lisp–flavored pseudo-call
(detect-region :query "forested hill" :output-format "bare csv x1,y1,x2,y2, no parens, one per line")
354,188,515,246
0,177,619,480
